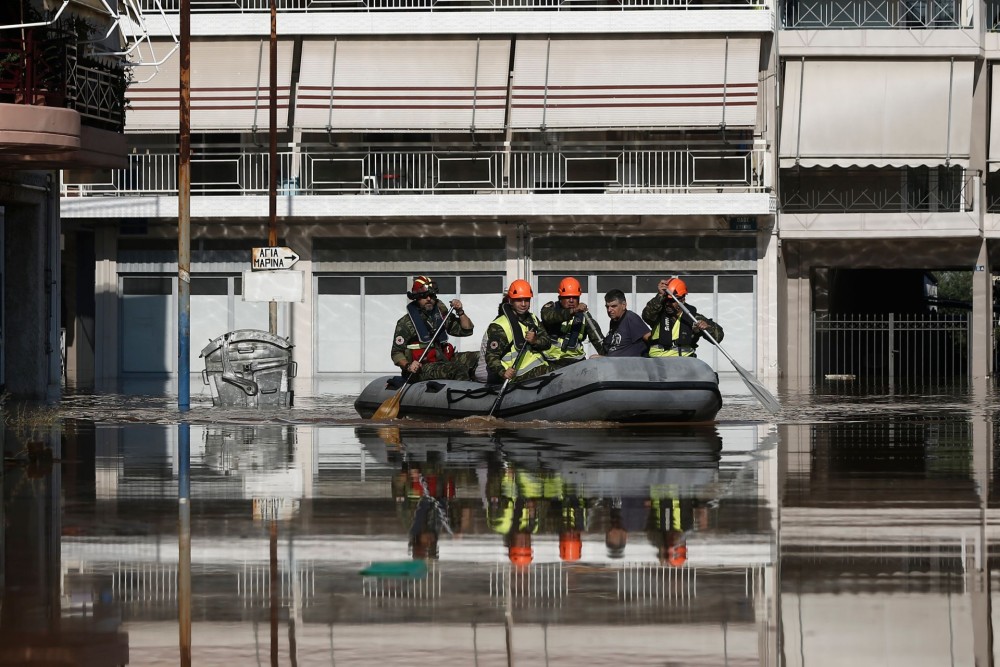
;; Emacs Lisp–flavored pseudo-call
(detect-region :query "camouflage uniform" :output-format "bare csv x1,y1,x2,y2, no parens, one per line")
641,294,724,358
540,301,606,367
391,300,478,381
480,310,552,384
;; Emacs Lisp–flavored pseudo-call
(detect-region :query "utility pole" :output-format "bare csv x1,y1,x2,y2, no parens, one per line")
178,0,191,412
268,0,278,335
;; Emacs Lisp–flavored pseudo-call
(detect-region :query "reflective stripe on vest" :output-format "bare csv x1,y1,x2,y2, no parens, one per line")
544,312,586,361
493,314,547,375
649,316,696,358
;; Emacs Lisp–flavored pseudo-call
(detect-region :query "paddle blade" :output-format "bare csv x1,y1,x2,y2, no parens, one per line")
731,359,781,414
372,391,402,420
360,560,428,579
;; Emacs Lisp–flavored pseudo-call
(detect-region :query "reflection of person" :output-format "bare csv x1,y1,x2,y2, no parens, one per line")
604,497,649,559
642,277,724,359
391,275,478,380
541,277,605,367
602,289,651,357
646,492,709,567
476,280,552,384
395,462,456,561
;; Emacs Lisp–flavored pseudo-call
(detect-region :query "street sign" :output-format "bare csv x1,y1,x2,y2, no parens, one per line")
251,246,299,270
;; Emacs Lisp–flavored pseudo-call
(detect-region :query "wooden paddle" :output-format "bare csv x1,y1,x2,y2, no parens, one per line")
666,289,780,414
372,305,456,420
489,341,530,417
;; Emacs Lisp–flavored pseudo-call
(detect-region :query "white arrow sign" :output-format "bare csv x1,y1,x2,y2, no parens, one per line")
251,246,300,270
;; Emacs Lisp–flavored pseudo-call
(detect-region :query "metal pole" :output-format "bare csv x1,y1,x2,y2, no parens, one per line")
177,0,191,411
268,0,278,336
178,422,192,667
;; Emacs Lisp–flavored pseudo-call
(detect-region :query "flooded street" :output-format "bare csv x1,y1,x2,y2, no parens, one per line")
2,378,997,666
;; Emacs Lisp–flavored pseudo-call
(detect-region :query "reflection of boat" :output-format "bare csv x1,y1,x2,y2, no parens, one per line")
356,425,722,496
354,357,722,422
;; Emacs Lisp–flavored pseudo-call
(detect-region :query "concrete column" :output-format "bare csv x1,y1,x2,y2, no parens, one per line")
93,224,119,392
969,416,992,666
285,226,313,391
504,222,530,286
45,181,60,401
4,202,48,398
971,238,992,381
758,229,781,383
778,241,812,393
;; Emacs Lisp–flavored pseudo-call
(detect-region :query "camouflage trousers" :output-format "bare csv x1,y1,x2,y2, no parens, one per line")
488,363,553,385
411,351,480,381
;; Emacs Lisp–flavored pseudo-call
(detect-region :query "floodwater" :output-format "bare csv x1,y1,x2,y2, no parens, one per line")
1,376,998,666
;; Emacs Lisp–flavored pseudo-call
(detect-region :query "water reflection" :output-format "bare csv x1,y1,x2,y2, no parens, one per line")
7,401,997,665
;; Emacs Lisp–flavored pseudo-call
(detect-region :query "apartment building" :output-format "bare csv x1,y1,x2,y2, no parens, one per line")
59,0,776,393
0,0,131,398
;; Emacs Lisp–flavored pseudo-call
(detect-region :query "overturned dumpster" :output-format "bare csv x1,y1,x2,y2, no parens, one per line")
200,330,296,408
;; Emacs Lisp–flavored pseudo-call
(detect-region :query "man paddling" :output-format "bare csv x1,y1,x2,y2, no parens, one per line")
390,275,478,381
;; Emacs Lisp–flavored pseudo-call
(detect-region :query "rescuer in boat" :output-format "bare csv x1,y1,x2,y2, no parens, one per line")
390,275,478,381
540,276,605,367
642,277,724,358
475,279,553,384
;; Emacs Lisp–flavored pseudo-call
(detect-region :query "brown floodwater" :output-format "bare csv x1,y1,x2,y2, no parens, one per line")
2,378,998,666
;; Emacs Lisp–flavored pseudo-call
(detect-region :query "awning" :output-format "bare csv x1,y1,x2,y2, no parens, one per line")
779,59,973,168
295,39,510,131
509,37,760,130
126,40,293,132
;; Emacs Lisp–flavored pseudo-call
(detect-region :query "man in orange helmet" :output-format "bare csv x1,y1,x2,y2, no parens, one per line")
390,274,478,381
475,279,552,384
540,276,605,366
642,277,724,359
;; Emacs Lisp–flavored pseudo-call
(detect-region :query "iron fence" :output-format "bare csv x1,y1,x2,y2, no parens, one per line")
61,147,767,197
781,0,966,28
813,313,970,390
781,168,974,214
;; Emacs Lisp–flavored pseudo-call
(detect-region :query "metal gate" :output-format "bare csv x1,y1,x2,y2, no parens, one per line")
813,313,970,389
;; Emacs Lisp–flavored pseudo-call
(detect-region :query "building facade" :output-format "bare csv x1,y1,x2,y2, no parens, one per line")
57,0,997,394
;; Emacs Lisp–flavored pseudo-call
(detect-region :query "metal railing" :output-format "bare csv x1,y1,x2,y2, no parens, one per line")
781,169,975,214
139,0,766,12
0,31,127,131
781,0,967,28
813,312,970,390
61,147,767,197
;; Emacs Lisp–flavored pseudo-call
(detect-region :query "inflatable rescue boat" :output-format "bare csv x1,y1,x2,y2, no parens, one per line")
355,356,722,422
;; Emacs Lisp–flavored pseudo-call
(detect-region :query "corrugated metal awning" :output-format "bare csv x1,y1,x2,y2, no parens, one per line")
509,37,760,130
126,40,293,132
295,39,510,131
780,59,973,168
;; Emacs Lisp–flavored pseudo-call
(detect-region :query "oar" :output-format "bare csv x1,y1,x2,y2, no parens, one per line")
489,342,530,417
666,290,781,414
372,305,456,420
584,312,605,354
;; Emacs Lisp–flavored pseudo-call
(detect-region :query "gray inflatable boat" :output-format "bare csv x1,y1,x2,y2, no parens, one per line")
355,356,722,422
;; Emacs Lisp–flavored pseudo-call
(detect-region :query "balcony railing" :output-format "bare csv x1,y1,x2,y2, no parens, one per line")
780,168,974,213
139,0,766,12
781,0,967,28
0,30,127,132
61,147,767,197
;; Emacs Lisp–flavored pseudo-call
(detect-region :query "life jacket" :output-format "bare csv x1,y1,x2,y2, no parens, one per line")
542,305,586,361
404,301,454,363
648,303,700,358
492,306,547,375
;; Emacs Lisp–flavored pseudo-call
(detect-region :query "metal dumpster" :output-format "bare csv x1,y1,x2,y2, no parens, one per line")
200,330,296,408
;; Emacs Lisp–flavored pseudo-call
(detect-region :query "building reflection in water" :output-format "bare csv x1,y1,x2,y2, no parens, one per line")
8,411,992,664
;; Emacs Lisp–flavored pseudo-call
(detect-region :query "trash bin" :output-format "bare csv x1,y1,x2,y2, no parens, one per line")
200,329,296,408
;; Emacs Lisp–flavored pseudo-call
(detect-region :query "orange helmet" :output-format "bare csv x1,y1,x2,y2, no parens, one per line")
559,531,582,562
666,277,688,299
408,275,437,299
509,545,533,569
507,279,533,299
665,544,688,567
558,277,582,298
